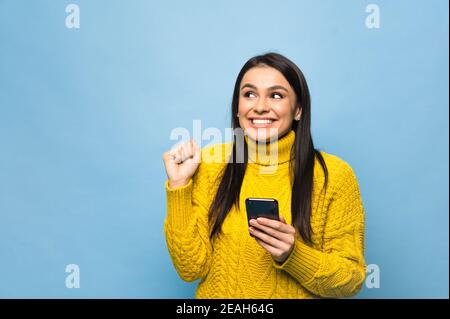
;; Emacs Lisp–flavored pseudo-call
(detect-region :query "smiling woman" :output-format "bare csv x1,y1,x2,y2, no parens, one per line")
162,52,366,299
237,67,301,142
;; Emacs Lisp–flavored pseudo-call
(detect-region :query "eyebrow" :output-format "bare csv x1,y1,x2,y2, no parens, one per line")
240,83,289,92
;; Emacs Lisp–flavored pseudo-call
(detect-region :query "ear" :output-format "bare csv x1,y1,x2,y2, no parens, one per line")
294,106,302,121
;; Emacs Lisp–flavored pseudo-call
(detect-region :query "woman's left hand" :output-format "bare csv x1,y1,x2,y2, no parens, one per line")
248,216,296,263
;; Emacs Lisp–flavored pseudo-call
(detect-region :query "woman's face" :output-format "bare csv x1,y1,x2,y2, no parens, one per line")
238,65,301,142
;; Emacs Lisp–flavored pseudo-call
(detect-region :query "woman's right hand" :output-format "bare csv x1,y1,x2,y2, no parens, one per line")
162,139,201,189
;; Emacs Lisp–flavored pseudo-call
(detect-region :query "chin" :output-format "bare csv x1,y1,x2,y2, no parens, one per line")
244,127,281,142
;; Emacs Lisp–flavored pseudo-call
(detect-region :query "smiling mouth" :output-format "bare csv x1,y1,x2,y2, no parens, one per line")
250,118,276,125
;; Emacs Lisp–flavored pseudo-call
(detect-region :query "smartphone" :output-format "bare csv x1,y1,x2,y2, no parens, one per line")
245,198,280,224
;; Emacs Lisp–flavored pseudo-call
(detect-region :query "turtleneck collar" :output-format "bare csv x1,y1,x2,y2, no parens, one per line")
244,129,295,166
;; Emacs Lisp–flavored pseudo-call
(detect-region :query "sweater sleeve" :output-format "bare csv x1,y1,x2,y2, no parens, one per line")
164,160,214,282
273,162,366,298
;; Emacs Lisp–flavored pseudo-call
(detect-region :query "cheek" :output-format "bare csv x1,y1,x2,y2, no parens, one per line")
238,98,253,114
272,103,295,121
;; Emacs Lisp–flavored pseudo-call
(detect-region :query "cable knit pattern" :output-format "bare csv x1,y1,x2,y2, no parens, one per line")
164,130,366,298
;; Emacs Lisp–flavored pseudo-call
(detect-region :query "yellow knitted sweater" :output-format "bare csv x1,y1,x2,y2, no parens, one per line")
164,130,366,298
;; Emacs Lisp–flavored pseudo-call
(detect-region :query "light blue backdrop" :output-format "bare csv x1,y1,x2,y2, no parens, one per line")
0,0,448,298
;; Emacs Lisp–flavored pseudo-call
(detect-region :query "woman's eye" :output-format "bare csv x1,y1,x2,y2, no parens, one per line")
272,92,283,99
243,91,282,99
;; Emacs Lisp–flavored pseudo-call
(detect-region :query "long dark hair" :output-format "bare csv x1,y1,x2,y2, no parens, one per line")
208,52,328,244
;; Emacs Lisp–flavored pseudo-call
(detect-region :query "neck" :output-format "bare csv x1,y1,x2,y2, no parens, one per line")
244,130,296,166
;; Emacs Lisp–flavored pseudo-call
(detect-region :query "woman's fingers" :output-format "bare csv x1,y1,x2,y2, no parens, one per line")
170,140,197,164
176,146,185,163
253,237,281,256
192,140,201,163
186,140,194,158
248,216,296,263
256,217,295,235
177,146,183,163
163,140,201,185
181,142,189,161
182,141,194,162
249,219,291,242
249,226,290,250
168,149,180,164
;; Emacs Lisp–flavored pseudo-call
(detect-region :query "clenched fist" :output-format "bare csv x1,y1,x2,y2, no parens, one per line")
163,139,201,189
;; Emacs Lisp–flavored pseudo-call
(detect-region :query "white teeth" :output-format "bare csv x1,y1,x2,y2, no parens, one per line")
252,119,273,124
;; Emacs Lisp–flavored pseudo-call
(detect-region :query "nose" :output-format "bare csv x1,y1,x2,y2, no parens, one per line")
254,99,270,114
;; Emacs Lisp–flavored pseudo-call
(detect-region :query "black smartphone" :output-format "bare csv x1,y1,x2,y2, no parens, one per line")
245,198,280,224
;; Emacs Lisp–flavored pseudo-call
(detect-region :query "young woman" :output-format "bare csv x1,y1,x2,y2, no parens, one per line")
162,52,366,298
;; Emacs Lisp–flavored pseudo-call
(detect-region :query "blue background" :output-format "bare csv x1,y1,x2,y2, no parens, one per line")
0,0,448,298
